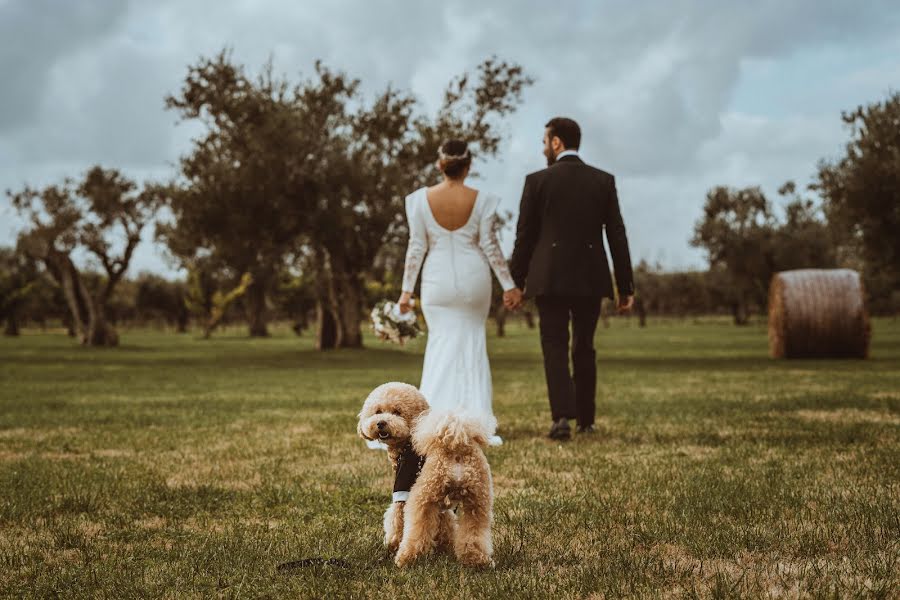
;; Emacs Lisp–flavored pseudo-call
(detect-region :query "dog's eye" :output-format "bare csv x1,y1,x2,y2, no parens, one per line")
392,410,402,416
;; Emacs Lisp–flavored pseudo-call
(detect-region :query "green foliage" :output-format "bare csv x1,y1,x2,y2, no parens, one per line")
364,277,401,309
184,267,253,338
816,91,900,308
183,267,215,328
773,181,838,272
691,184,839,322
134,274,189,330
0,247,40,335
7,167,161,345
160,49,532,344
271,272,316,332
159,51,321,335
211,273,254,329
634,261,733,317
691,186,776,320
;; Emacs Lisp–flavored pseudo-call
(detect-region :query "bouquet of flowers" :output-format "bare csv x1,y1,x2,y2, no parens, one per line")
370,299,423,345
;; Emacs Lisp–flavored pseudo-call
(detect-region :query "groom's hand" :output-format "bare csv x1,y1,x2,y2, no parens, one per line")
617,295,634,313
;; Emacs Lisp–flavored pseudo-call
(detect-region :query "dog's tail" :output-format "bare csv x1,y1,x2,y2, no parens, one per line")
412,410,495,455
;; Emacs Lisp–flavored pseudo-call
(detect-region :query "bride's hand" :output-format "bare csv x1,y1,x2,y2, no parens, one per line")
398,292,413,314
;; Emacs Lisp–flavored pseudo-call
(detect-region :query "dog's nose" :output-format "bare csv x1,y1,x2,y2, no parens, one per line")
376,421,386,430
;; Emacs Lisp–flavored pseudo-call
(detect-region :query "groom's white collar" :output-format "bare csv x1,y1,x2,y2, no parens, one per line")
556,149,579,160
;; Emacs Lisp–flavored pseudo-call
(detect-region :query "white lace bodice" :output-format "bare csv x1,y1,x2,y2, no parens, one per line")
401,187,515,294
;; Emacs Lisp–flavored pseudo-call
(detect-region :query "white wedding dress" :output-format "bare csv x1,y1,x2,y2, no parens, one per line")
400,186,516,446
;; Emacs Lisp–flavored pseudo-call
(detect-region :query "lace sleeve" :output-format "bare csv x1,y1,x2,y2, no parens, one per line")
478,193,517,292
401,192,428,293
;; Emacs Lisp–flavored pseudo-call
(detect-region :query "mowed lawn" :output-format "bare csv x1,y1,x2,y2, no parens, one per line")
1,317,898,599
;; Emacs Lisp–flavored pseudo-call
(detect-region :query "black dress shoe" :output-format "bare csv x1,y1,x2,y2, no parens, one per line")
548,418,571,440
576,424,596,434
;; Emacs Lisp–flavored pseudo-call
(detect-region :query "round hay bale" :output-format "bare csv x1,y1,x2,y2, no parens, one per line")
768,269,870,359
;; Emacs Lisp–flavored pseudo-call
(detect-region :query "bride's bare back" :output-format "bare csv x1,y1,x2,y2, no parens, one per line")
425,183,479,232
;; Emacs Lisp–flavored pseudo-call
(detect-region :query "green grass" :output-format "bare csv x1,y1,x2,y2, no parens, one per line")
1,317,898,599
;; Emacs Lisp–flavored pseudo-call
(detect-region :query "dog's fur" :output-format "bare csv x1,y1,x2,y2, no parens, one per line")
358,383,495,568
396,409,495,567
357,383,455,555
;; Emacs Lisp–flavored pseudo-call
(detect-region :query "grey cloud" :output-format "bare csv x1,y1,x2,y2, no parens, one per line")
451,0,900,176
1,0,899,275
0,0,132,130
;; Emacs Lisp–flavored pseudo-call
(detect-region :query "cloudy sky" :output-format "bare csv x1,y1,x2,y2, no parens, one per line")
2,0,899,277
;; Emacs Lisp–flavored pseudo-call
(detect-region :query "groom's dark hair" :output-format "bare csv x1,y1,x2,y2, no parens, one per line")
545,117,581,150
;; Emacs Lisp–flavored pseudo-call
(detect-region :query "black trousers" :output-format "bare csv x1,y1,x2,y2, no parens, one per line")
535,295,603,427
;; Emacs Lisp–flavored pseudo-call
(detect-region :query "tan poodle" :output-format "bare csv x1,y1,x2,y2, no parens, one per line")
357,382,456,554
395,409,495,568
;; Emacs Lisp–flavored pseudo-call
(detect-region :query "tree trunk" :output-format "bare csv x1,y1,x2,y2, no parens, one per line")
77,274,116,347
245,279,269,337
315,298,339,350
85,296,119,347
62,314,76,337
328,253,364,349
313,250,341,350
53,254,89,343
4,315,19,336
333,273,364,348
732,300,749,326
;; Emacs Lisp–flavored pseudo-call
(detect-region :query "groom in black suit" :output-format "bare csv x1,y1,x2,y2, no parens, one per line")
507,117,635,440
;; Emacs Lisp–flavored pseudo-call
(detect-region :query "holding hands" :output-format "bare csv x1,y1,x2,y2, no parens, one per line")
401,289,525,312
503,287,523,311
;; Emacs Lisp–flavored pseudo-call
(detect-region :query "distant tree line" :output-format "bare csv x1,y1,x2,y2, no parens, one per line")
689,91,900,323
2,54,897,342
4,50,533,346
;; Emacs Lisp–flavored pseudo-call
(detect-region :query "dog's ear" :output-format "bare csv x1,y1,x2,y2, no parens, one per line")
357,409,372,440
467,414,494,448
357,420,371,441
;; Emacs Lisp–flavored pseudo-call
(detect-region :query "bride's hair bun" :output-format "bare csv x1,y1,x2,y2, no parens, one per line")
438,140,472,179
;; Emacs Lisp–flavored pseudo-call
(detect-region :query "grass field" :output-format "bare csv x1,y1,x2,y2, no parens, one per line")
1,317,898,598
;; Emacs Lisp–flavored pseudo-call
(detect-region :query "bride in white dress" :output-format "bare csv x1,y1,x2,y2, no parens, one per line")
397,140,522,446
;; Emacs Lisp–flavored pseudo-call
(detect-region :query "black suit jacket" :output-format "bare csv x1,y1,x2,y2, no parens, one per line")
509,155,634,299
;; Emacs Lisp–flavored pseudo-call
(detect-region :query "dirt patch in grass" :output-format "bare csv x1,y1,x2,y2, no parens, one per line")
672,444,721,460
136,516,168,530
0,426,81,441
165,470,262,491
92,448,134,458
791,408,900,425
76,519,105,539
